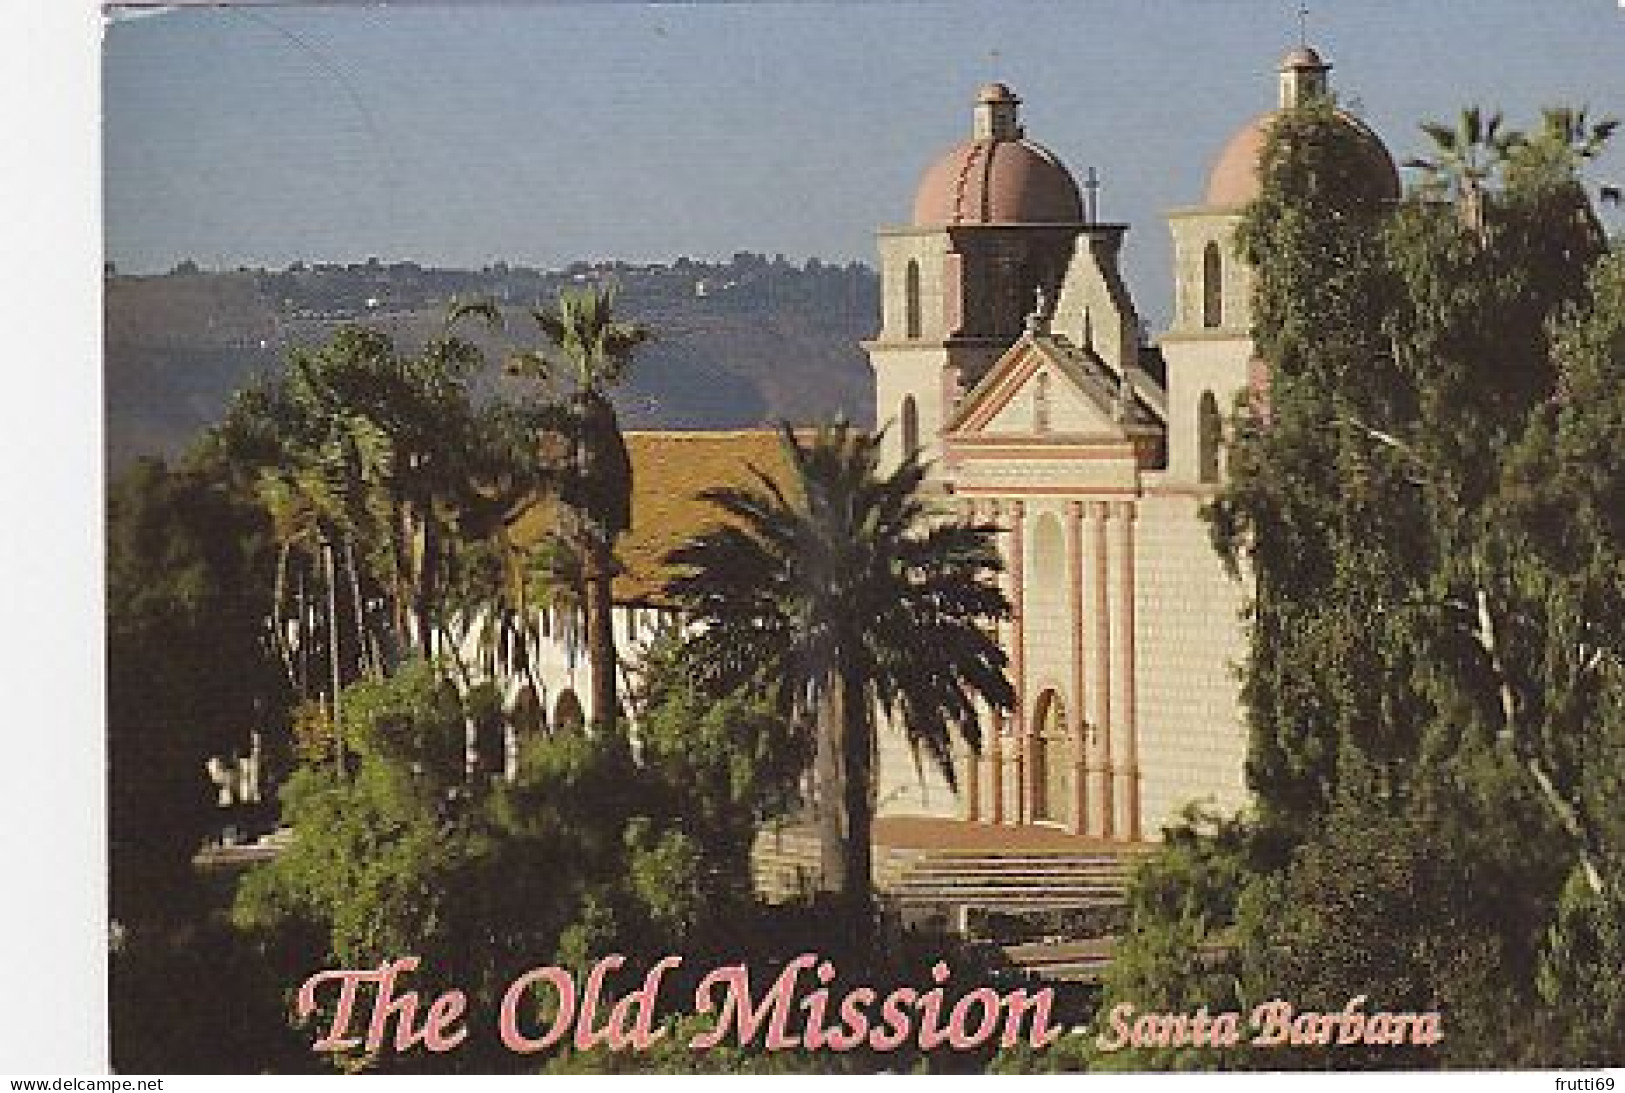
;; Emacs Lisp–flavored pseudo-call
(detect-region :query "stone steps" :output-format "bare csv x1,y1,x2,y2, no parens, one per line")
751,825,1144,919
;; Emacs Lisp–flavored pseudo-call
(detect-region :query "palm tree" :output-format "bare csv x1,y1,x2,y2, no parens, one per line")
1407,106,1523,238
505,284,650,732
1505,106,1620,241
664,421,1015,933
1531,106,1619,165
217,311,525,773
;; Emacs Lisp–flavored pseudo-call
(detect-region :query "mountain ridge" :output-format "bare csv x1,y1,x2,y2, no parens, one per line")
104,254,880,471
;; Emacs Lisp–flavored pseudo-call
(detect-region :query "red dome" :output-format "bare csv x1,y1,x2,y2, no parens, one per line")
913,138,1084,226
1204,109,1399,208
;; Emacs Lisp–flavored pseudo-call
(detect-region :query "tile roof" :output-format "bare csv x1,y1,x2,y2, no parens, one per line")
510,429,794,604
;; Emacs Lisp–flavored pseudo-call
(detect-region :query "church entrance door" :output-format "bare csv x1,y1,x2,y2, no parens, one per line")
1030,689,1072,826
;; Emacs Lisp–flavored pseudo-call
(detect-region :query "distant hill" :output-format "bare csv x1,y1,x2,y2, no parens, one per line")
104,255,879,471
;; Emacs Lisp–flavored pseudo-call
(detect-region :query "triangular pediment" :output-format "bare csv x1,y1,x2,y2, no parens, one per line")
945,332,1154,440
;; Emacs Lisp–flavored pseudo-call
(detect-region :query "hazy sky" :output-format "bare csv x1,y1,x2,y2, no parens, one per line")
104,1,1625,319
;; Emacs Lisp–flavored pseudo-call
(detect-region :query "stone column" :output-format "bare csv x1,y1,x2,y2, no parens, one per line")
989,712,1005,824
1113,500,1142,842
1088,500,1114,839
987,500,1011,825
961,498,982,823
1067,499,1089,835
1006,500,1027,825
962,735,981,822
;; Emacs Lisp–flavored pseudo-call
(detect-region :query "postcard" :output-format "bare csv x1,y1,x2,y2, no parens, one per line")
56,0,1625,1078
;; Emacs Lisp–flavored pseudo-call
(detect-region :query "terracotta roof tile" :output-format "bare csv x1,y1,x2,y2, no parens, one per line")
511,429,794,605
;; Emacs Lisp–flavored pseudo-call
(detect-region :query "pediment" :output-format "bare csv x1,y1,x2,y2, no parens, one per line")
945,332,1154,441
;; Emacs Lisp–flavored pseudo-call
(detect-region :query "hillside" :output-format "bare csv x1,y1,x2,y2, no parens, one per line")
104,255,879,470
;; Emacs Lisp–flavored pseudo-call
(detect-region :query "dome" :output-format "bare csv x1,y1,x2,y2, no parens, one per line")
911,84,1084,226
913,139,1084,225
1203,108,1399,208
1202,46,1399,208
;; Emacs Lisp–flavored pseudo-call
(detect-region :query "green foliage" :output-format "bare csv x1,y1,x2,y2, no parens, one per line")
1217,101,1429,845
1509,247,1625,1063
542,1013,855,1073
209,316,547,693
232,655,809,1070
665,421,1014,925
1180,99,1624,1070
1538,863,1625,1064
107,454,288,927
110,914,311,1073
1235,760,1554,1069
1069,808,1255,1072
635,635,810,902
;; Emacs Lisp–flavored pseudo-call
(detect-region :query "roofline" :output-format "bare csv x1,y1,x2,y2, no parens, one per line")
622,428,789,439
1166,204,1248,220
877,221,1129,237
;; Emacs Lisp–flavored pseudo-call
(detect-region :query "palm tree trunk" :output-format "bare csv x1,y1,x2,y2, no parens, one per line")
271,537,296,689
343,535,375,680
415,514,440,660
323,537,345,777
837,666,876,939
815,691,845,896
585,542,617,731
434,618,482,781
295,562,310,701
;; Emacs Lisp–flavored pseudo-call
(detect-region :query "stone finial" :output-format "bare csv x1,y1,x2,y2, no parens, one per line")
1025,283,1052,335
1114,368,1135,422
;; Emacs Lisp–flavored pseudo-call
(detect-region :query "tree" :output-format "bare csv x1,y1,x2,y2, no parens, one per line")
663,421,1014,935
107,454,287,927
1503,247,1625,1058
502,284,650,731
233,653,810,1071
1125,98,1625,1070
1213,100,1419,845
107,454,306,1074
211,314,544,771
1406,106,1522,237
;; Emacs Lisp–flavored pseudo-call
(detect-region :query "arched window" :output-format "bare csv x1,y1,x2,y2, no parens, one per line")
1198,390,1222,484
1034,371,1052,434
1202,241,1223,329
900,395,920,458
904,260,922,339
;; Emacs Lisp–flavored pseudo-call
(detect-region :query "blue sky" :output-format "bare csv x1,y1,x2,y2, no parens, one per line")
104,1,1625,320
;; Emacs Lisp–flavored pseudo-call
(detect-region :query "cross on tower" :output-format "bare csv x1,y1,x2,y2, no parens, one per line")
1297,3,1310,47
1082,166,1101,224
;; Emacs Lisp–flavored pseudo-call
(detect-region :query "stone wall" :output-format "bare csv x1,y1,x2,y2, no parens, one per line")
1131,491,1250,833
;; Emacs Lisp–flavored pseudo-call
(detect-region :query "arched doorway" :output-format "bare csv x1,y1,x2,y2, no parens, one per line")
1029,688,1072,826
553,688,585,733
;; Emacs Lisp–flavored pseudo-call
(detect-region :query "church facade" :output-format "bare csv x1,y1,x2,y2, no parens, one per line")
499,46,1399,846
865,47,1400,839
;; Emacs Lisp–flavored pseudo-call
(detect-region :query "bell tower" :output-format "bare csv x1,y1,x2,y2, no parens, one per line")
867,83,1087,476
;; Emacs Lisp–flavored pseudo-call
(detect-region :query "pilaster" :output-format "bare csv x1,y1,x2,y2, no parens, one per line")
1066,499,1089,835
1113,499,1141,842
1088,499,1114,838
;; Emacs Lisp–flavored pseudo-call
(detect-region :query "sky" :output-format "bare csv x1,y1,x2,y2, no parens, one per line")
104,1,1625,322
